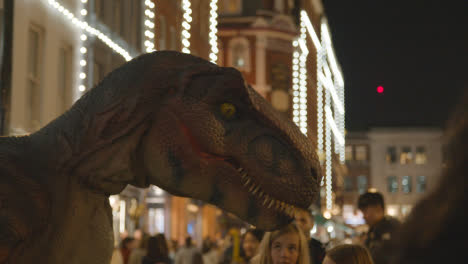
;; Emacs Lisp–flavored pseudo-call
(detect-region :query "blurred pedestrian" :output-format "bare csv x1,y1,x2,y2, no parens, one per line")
116,237,137,264
241,229,264,263
357,192,399,264
388,92,468,263
202,238,219,264
252,223,309,264
295,209,326,264
129,233,150,264
175,236,200,264
323,244,374,264
143,234,172,264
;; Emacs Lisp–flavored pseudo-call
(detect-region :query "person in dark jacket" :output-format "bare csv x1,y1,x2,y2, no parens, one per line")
143,234,173,264
358,191,400,264
295,209,326,264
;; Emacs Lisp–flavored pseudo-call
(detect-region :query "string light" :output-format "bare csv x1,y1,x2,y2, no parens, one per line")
47,0,133,62
144,0,156,53
209,0,219,63
181,0,192,54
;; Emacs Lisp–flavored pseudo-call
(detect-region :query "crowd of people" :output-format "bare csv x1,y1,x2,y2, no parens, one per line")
110,195,391,264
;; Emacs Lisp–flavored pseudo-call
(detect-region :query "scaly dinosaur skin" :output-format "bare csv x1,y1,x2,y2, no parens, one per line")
0,51,321,264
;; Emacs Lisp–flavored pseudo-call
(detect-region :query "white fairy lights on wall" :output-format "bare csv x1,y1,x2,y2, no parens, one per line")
299,11,345,211
181,0,193,54
291,14,309,135
47,0,134,98
144,0,156,53
209,0,219,63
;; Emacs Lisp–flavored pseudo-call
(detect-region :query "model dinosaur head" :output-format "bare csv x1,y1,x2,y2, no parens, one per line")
117,52,322,230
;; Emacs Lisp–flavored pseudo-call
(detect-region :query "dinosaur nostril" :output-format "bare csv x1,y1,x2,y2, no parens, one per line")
311,167,319,182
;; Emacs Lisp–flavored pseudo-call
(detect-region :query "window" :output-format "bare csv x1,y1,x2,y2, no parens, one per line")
355,145,367,162
169,26,177,50
219,0,242,15
228,38,250,72
386,146,397,164
400,146,413,164
27,24,44,130
387,176,398,193
416,176,426,193
158,16,166,50
415,146,427,164
344,176,353,192
232,43,246,67
345,145,353,162
58,44,73,111
357,175,367,194
402,176,412,193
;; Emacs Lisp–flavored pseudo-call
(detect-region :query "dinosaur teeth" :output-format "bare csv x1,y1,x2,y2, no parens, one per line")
268,199,275,208
244,178,251,186
252,186,259,195
263,196,270,206
237,167,244,172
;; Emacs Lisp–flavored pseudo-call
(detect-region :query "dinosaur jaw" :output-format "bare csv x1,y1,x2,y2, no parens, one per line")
199,156,306,230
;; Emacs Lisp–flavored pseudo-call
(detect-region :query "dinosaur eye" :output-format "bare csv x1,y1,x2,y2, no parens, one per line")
220,103,236,120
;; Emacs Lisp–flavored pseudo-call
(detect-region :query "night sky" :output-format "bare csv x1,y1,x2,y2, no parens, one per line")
321,0,468,131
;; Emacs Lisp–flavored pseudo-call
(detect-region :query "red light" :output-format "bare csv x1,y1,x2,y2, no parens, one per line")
377,86,384,93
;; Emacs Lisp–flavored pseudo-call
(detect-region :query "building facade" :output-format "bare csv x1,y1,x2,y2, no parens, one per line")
342,128,444,223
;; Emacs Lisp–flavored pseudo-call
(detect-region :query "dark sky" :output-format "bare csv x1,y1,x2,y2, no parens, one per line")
321,0,468,131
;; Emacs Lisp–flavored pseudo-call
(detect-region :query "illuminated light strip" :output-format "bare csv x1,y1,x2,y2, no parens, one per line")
181,0,192,54
47,0,88,95
318,72,344,114
292,42,301,126
317,50,324,160
321,21,344,87
325,106,345,146
300,11,322,50
144,0,156,53
298,38,309,55
48,0,133,62
325,91,333,210
298,16,308,135
209,0,219,63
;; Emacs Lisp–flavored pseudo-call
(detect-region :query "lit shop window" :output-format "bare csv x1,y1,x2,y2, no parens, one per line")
386,204,400,218
416,176,427,193
387,176,398,193
415,146,427,165
400,146,413,164
402,176,412,193
386,146,397,164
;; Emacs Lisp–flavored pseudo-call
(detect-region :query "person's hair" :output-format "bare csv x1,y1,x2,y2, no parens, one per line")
357,192,385,210
147,234,169,260
243,228,265,243
120,237,135,249
185,236,193,247
389,92,468,263
326,244,374,264
256,223,310,264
